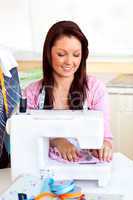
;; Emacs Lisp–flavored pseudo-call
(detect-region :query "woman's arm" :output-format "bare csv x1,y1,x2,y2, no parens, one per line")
86,76,113,161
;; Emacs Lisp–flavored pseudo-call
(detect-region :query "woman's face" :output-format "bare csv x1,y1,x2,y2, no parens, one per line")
51,35,82,78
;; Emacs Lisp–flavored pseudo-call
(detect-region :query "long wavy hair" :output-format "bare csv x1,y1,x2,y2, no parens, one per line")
42,21,89,109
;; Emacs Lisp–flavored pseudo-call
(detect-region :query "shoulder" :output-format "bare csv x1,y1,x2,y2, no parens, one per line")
86,75,106,92
86,75,108,107
23,79,43,109
23,79,43,101
24,79,42,96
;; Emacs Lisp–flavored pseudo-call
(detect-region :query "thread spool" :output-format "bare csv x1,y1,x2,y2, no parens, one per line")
19,97,27,113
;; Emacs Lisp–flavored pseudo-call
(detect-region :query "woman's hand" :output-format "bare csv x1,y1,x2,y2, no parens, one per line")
50,138,80,162
90,140,113,162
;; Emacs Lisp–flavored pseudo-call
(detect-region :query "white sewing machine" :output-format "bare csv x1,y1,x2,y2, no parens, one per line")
8,110,111,187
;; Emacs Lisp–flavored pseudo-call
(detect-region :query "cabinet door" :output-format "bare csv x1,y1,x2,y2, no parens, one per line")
109,94,133,160
118,94,133,159
118,111,133,159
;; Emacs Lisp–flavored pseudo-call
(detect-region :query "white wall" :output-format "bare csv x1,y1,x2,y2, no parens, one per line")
0,0,32,52
0,0,133,60
29,0,133,57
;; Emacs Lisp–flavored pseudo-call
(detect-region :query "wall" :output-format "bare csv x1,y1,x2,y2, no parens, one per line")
0,0,32,52
17,60,133,74
28,0,133,57
0,0,133,60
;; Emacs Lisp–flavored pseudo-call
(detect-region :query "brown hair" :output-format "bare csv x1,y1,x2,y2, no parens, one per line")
42,20,89,109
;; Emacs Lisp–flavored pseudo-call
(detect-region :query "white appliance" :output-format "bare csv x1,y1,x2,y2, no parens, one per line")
8,110,111,187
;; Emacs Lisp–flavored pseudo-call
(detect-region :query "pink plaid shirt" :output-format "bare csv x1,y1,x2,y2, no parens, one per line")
24,75,112,140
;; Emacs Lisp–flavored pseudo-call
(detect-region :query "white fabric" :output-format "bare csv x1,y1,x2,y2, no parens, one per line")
0,46,18,77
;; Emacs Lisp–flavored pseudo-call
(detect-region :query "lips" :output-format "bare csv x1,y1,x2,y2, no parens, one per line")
62,66,73,71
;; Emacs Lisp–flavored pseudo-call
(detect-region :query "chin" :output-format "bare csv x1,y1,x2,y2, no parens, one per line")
55,71,74,78
61,72,75,78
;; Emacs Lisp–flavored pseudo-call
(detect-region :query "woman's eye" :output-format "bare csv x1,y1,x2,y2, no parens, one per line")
57,53,65,57
73,54,80,57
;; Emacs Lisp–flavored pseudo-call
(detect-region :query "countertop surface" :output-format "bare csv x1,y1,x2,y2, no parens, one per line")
91,73,118,85
92,73,133,94
0,153,133,200
107,74,133,88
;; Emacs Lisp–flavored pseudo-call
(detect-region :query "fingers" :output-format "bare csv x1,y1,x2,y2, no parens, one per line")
61,147,79,162
71,149,80,161
98,148,104,161
66,152,73,161
98,143,113,162
61,152,68,161
104,148,113,162
53,138,80,162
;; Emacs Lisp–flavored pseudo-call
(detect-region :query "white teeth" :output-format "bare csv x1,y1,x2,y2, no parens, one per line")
62,66,72,70
63,68,72,71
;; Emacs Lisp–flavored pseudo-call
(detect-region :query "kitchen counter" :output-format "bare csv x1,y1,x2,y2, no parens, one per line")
91,73,118,85
92,73,133,94
107,74,133,94
108,74,133,88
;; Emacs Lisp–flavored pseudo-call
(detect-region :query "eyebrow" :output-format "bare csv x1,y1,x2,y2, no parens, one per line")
56,48,81,52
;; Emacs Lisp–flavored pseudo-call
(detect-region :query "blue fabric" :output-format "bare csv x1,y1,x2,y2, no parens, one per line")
4,132,10,154
0,89,6,155
0,67,21,157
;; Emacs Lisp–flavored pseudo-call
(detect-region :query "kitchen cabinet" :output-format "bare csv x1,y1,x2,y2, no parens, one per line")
109,93,133,160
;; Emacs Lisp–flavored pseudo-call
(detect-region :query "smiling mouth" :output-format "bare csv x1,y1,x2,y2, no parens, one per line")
62,66,73,71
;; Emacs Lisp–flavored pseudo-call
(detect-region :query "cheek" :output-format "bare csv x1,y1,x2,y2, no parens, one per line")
77,58,81,65
75,57,81,68
52,55,64,68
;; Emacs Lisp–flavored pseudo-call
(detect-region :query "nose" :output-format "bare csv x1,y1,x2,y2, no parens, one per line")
65,55,73,65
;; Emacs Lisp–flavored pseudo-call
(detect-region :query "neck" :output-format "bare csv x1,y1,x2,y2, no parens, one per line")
53,73,74,91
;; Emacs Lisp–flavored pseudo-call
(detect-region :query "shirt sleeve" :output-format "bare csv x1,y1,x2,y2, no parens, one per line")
86,77,112,140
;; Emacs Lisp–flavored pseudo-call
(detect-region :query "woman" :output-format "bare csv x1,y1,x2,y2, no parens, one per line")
24,20,113,162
